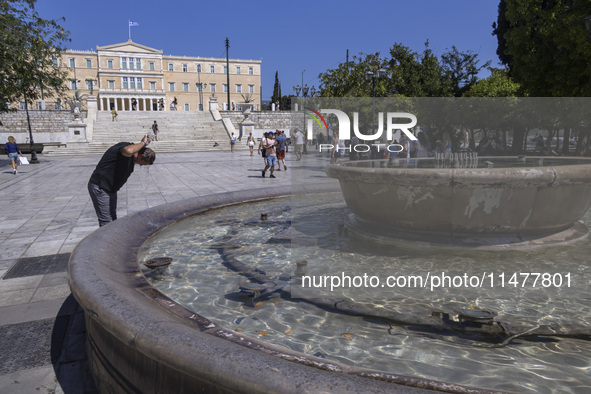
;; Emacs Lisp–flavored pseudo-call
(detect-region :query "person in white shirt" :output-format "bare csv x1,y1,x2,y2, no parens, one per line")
293,128,305,161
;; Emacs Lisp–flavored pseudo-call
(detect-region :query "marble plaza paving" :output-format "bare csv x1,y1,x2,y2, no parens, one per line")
0,149,333,393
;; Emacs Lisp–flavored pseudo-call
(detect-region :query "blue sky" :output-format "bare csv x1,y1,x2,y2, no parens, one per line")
35,0,502,101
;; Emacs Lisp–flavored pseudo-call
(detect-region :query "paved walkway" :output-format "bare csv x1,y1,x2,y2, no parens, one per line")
0,148,334,393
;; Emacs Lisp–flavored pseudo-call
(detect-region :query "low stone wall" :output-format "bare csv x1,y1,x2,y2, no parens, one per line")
0,110,77,144
0,109,297,146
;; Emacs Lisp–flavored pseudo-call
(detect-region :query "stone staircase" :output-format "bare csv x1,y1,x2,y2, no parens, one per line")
44,111,247,156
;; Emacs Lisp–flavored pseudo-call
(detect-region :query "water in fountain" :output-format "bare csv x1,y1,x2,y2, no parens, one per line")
138,193,591,393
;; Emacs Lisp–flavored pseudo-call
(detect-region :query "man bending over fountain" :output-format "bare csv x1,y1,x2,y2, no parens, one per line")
88,135,156,226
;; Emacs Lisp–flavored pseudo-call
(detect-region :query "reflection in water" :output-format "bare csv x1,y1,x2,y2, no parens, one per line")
139,194,591,393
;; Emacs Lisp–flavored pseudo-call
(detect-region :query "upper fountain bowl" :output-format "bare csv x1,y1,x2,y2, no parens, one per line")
326,156,591,248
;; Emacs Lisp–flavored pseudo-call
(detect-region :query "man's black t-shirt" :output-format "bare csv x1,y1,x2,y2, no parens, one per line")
89,142,135,193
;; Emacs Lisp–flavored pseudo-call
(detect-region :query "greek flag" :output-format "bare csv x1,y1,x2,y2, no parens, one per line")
129,21,139,27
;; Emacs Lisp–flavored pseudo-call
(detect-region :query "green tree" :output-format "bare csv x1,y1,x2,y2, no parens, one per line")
319,42,489,98
462,67,521,98
494,0,591,155
440,46,491,97
270,71,280,108
0,0,70,111
493,0,591,97
388,42,449,97
319,52,390,97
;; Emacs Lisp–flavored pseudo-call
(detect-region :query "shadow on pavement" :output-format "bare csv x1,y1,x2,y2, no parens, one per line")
51,294,98,393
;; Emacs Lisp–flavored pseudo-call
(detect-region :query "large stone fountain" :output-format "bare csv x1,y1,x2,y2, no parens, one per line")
326,157,591,249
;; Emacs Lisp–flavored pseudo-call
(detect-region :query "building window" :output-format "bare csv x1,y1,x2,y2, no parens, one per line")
210,65,215,73
107,59,113,69
168,63,174,72
136,58,141,70
236,66,241,74
184,103,189,111
169,82,175,91
69,58,75,68
149,62,155,71
129,77,135,89
182,64,188,72
183,83,189,92
55,101,62,110
129,57,134,70
223,66,228,74
198,103,203,111
20,101,27,110
122,77,128,89
223,84,228,93
149,81,156,90
86,80,93,90
122,58,127,69
236,84,242,93
210,83,216,93
137,77,143,90
248,84,254,94
196,83,203,92
86,59,92,68
52,58,58,67
108,80,115,89
70,80,77,89
196,64,201,72
249,67,253,75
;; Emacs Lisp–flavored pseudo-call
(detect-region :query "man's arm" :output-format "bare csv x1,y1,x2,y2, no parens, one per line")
122,135,150,157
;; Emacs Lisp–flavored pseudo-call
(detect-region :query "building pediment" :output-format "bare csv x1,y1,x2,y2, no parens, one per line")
97,40,162,55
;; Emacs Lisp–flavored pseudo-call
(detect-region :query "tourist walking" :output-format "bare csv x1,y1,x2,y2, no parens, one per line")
87,135,156,227
258,132,268,165
5,136,23,175
151,121,159,141
111,108,118,122
261,131,277,178
293,128,305,161
246,133,255,156
275,130,288,171
230,133,236,152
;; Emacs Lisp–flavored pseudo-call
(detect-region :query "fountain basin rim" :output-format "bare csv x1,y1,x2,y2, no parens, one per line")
326,156,591,186
69,184,480,393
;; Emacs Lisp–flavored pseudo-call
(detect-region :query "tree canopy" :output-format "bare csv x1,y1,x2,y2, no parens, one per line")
318,42,490,98
493,0,591,97
0,0,70,111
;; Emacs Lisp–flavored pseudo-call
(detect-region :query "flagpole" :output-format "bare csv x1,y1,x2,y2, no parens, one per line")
128,20,131,40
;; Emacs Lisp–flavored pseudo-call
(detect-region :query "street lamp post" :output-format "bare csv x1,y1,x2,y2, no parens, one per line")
197,68,207,112
302,84,310,153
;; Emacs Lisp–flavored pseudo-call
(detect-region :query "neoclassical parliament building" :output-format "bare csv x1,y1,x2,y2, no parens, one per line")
56,40,262,112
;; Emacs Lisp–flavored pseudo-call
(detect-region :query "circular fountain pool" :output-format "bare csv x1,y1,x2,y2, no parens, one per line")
139,192,591,393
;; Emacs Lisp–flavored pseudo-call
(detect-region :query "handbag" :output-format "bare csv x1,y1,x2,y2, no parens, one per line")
18,156,29,165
